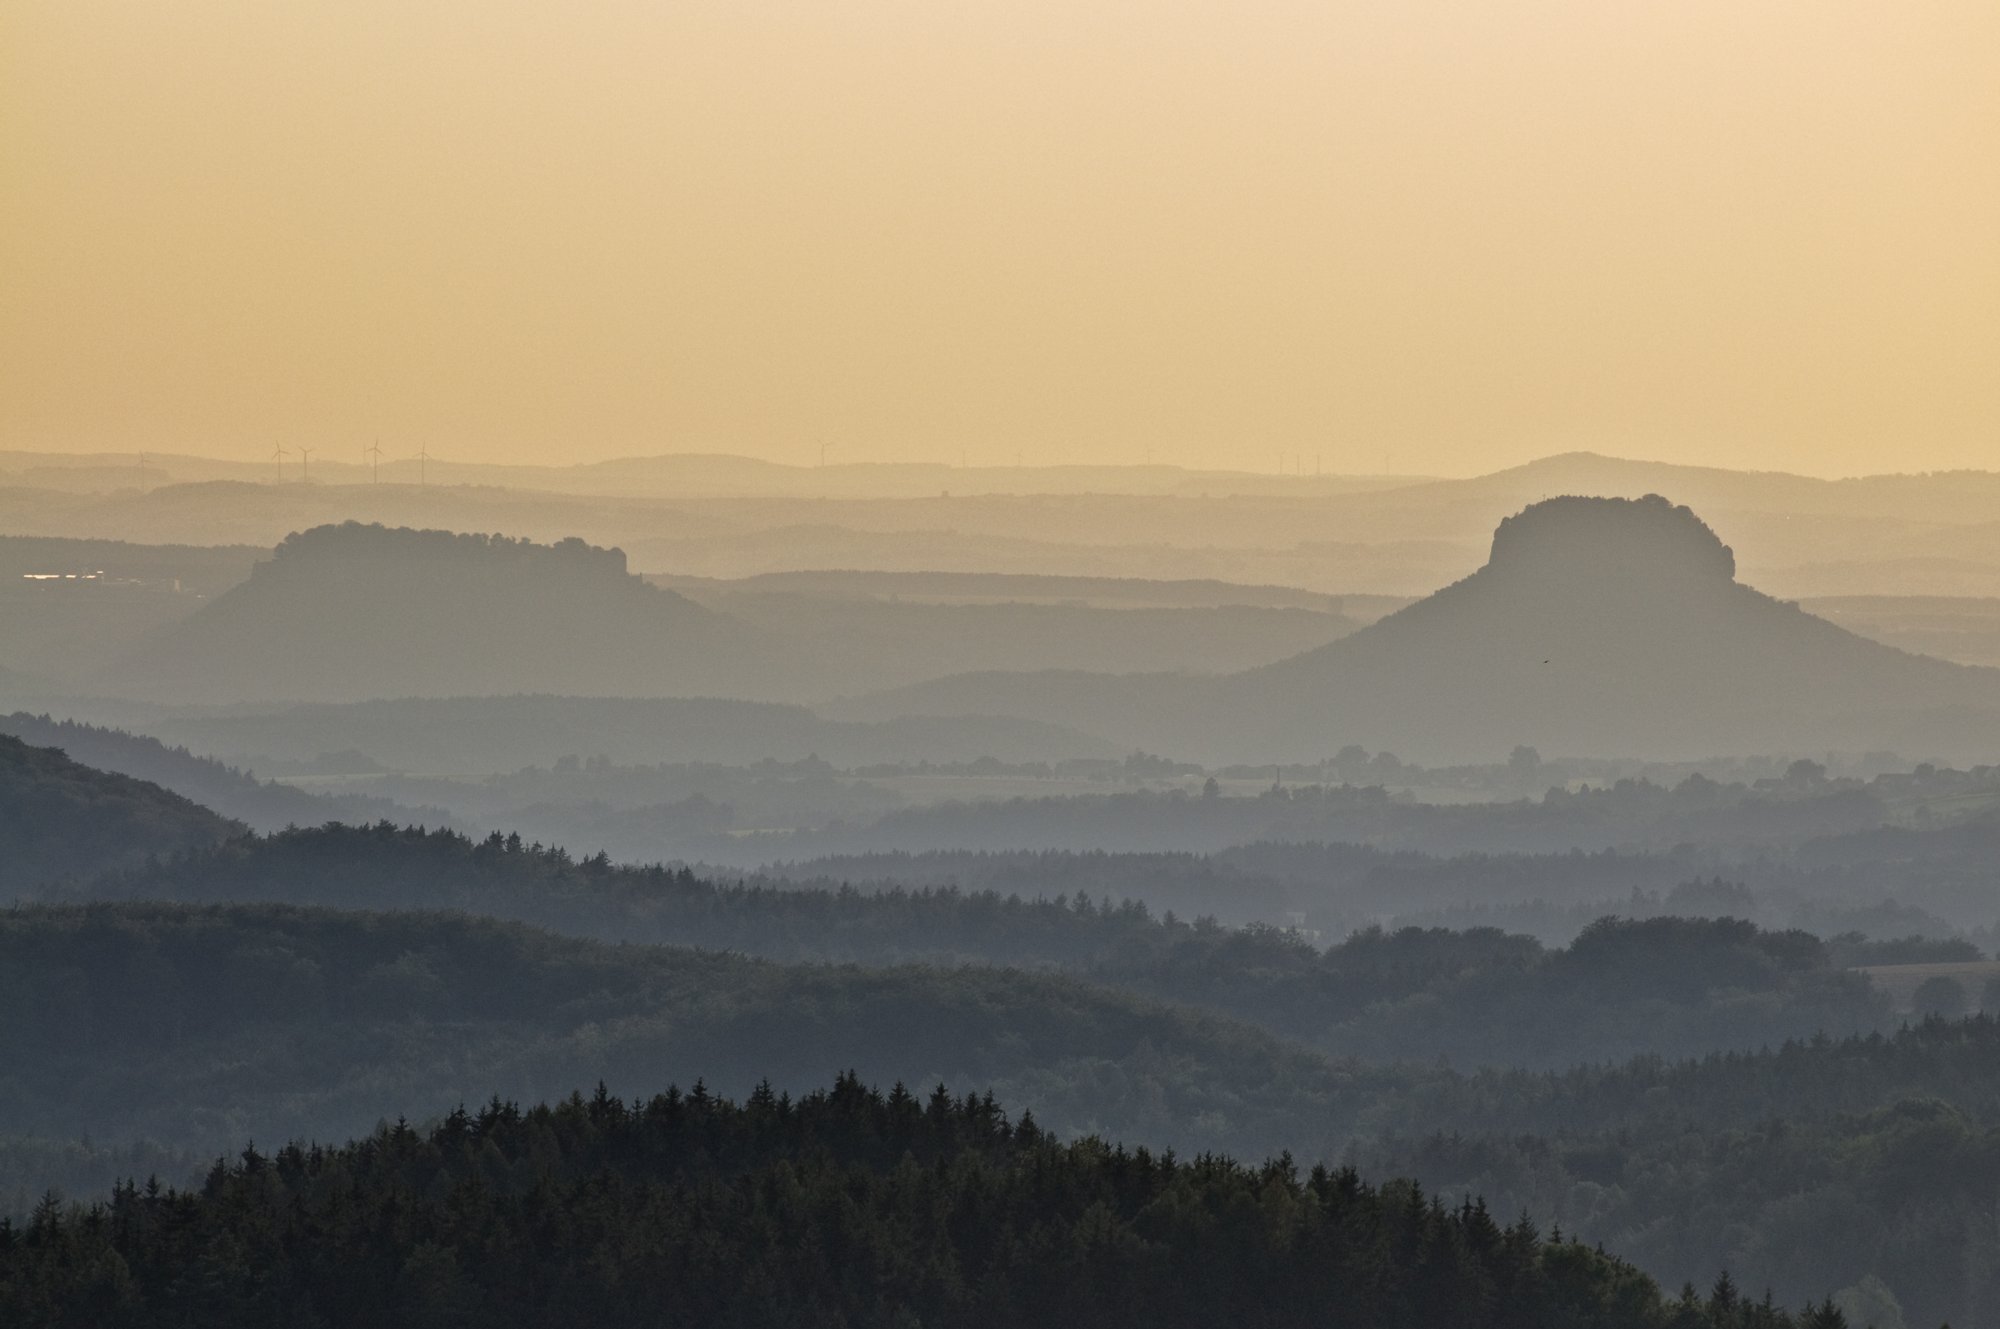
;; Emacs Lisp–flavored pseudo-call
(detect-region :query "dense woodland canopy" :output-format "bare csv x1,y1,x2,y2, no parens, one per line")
9,733,2000,1321
0,736,239,894
68,823,1894,1068
0,901,1358,1163
0,1076,1854,1329
4,897,2000,1320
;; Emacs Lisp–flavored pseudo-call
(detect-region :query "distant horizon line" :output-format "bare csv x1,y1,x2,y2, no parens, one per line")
3,444,1994,487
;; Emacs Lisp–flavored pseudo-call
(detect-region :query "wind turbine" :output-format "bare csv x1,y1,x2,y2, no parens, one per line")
363,438,384,484
270,443,290,484
414,445,433,487
296,445,315,484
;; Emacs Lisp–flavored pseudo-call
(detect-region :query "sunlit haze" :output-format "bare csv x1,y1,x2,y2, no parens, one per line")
13,9,2000,1319
6,0,1998,474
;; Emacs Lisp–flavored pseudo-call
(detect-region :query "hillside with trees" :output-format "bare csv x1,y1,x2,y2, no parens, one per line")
0,737,239,895
0,1074,1851,1329
7,896,1999,1321
67,824,1893,1069
0,714,445,833
0,902,1364,1165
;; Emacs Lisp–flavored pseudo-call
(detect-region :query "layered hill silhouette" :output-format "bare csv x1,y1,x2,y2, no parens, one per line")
0,712,447,832
0,735,240,893
0,901,1357,1162
101,523,807,704
847,495,2000,762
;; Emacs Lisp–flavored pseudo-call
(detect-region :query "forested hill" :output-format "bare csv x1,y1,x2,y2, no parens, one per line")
73,823,1892,1069
0,901,1362,1163
0,735,239,894
0,1077,1845,1329
99,523,805,704
5,899,1997,1318
0,713,446,833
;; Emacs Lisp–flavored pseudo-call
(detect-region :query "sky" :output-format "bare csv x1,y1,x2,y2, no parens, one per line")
3,0,1997,477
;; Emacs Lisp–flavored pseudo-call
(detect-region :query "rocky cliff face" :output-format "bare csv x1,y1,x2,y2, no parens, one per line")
1482,494,1736,587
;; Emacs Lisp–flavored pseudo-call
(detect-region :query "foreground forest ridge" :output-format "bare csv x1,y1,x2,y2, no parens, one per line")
1,1076,1856,1328
4,737,1997,1323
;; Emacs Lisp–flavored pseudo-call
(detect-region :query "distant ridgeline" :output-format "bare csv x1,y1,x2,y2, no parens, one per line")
68,822,1892,1070
0,1074,1852,1329
262,522,630,576
848,493,2000,763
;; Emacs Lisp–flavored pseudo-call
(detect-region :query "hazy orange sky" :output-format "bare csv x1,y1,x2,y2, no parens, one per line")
4,0,1997,476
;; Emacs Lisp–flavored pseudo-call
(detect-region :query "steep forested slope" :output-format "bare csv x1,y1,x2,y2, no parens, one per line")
0,714,443,832
0,736,239,894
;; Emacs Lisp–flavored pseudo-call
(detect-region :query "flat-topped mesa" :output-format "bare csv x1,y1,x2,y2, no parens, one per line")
1481,494,1736,587
263,523,631,578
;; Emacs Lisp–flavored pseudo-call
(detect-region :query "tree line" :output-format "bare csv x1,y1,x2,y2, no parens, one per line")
1,1075,1861,1329
74,823,1898,1069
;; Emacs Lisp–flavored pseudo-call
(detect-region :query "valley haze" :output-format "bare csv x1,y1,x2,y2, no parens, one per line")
10,455,2000,1327
8,1,1999,1320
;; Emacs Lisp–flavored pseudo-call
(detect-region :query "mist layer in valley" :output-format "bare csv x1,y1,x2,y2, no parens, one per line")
12,452,2000,1325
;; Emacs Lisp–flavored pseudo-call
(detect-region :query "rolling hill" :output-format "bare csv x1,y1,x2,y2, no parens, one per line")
2,1071,1787,1329
3,898,1997,1319
0,735,241,893
0,901,1371,1164
99,523,808,704
848,495,2000,762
